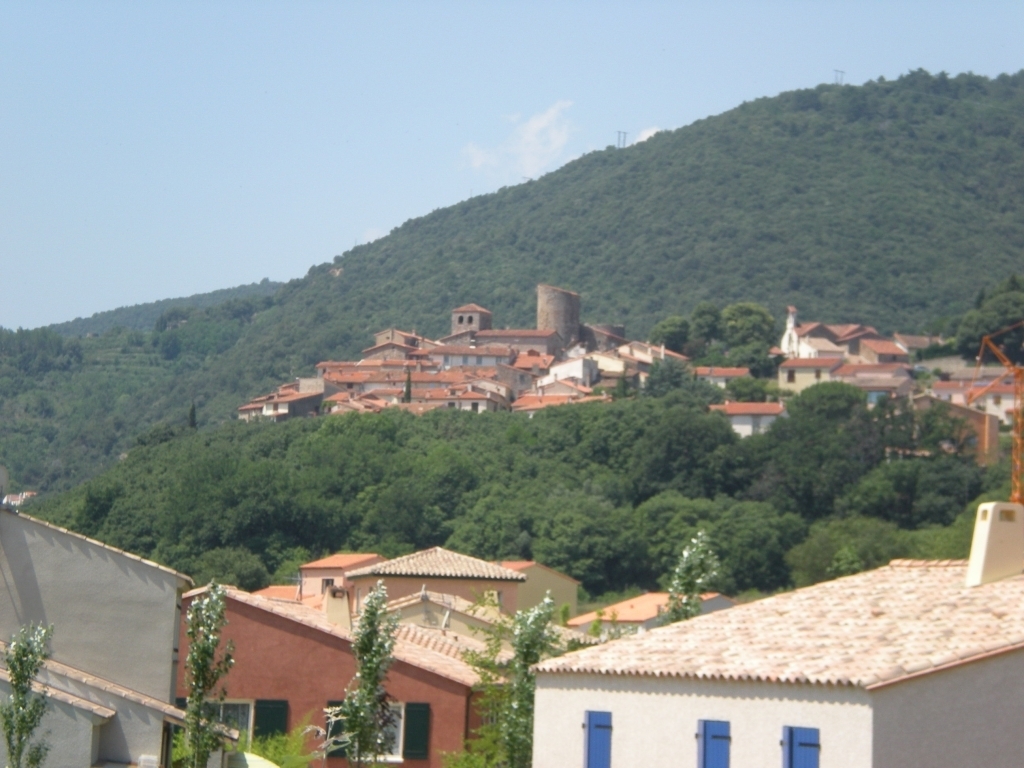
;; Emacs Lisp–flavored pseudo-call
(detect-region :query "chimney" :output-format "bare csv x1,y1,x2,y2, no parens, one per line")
324,586,353,631
965,502,1024,587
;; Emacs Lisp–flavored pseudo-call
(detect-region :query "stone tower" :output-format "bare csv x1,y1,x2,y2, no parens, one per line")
536,284,581,347
451,304,493,336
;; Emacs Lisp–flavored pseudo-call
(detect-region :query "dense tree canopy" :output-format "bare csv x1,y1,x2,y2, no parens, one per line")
30,382,1001,598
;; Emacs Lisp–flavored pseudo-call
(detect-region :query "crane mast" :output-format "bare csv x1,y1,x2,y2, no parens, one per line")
966,321,1024,504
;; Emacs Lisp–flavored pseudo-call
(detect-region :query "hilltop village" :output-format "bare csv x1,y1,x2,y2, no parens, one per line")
237,285,1016,451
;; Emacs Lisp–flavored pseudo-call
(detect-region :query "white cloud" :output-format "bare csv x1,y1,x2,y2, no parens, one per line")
635,127,661,143
463,100,574,180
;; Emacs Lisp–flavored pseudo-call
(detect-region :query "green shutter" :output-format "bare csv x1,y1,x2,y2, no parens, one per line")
326,700,346,758
402,703,431,760
253,700,288,737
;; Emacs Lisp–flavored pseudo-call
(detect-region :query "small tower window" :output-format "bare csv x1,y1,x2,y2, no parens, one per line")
468,315,474,325
458,315,464,325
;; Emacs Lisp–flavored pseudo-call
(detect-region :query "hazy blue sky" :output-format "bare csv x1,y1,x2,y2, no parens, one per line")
3,2,1023,329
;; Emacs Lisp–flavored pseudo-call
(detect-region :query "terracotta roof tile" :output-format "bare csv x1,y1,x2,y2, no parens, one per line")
452,304,492,314
347,547,527,582
779,358,844,370
861,339,909,356
301,553,383,570
693,366,750,377
192,587,479,687
428,345,516,357
537,560,1024,688
476,329,560,338
710,402,786,416
566,592,727,627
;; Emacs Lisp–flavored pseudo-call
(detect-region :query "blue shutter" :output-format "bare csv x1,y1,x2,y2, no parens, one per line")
782,726,820,768
584,711,612,768
698,720,730,768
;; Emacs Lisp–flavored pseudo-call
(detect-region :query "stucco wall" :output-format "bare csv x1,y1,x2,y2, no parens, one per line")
0,683,102,768
177,595,473,768
0,511,185,701
533,673,872,768
516,565,577,616
871,650,1024,768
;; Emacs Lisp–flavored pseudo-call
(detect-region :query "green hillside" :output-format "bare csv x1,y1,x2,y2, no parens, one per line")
173,68,1024,397
47,279,283,337
29,383,1002,596
4,69,1024,494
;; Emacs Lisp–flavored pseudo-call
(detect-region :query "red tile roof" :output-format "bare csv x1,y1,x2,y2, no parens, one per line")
566,592,728,627
861,338,909,356
694,366,750,377
428,345,516,357
301,553,383,570
452,303,492,314
710,402,786,416
779,358,844,370
476,329,560,338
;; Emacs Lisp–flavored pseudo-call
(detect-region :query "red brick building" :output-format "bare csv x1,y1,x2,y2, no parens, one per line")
177,587,480,768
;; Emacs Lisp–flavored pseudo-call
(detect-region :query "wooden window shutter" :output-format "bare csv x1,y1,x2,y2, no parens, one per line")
253,699,288,737
782,726,820,768
584,711,612,768
402,703,431,760
698,719,730,768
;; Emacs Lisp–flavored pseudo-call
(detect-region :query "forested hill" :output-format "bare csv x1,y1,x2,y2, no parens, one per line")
198,69,1024,385
47,279,283,337
4,69,1024,494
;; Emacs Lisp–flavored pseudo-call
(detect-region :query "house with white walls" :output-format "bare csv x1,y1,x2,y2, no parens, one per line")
0,506,199,768
709,401,786,437
533,500,1024,768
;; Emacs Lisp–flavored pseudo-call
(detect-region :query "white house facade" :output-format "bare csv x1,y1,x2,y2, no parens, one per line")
534,501,1024,768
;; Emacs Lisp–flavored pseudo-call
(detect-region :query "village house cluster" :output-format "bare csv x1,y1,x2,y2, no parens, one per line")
237,296,1017,451
238,283,688,420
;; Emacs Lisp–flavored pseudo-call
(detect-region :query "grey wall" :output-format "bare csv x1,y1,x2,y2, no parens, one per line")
0,680,102,768
0,510,187,701
872,650,1024,768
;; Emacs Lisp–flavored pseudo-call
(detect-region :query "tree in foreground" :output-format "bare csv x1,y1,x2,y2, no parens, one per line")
317,580,398,767
0,624,53,768
183,583,235,768
661,530,720,625
455,594,561,768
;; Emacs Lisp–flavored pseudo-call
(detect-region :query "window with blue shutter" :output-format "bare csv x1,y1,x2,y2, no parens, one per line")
584,711,612,768
782,726,820,768
698,720,730,768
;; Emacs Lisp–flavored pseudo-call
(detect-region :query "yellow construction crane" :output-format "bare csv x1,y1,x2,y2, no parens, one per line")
967,321,1024,504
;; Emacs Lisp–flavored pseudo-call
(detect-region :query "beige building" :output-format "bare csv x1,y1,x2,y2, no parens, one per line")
533,501,1024,768
778,357,843,393
346,547,526,614
500,560,580,616
0,507,194,768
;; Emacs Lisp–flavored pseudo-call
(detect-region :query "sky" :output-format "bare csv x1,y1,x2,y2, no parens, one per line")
2,2,1024,329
